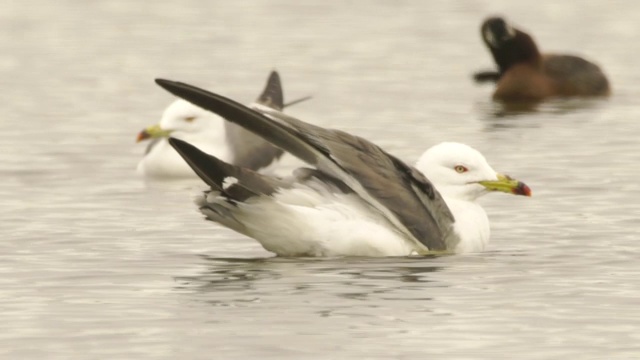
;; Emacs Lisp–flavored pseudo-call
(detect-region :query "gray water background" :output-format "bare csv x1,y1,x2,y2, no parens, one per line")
1,1,639,359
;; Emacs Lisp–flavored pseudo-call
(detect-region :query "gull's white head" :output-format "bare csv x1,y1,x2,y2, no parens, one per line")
415,142,531,201
136,99,224,143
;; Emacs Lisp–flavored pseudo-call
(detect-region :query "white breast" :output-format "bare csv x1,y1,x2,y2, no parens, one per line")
446,198,491,253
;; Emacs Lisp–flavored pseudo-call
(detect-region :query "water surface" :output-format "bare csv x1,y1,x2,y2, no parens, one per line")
1,1,639,359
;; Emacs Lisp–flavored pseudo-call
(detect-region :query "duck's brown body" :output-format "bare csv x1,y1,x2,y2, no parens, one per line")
476,17,610,101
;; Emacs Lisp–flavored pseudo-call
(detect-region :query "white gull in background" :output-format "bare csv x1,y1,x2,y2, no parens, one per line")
136,71,310,178
155,79,532,256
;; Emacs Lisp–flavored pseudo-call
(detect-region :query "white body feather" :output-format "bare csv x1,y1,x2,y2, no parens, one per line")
201,142,506,256
204,182,416,257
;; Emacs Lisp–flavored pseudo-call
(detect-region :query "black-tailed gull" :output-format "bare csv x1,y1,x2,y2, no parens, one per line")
156,79,531,256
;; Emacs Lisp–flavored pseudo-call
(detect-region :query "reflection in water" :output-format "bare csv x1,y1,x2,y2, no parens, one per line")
491,100,542,116
175,255,445,301
475,97,611,131
174,256,281,293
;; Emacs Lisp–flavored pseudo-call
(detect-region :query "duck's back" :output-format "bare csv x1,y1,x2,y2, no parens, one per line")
543,54,610,96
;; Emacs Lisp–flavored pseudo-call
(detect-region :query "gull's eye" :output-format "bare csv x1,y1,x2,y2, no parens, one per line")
184,116,196,123
454,165,468,173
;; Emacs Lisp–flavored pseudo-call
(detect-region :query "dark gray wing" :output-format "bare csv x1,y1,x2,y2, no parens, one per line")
258,107,458,251
155,79,459,252
543,55,610,95
224,71,285,170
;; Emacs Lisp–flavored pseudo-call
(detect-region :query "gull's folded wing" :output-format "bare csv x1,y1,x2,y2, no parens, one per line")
224,70,285,170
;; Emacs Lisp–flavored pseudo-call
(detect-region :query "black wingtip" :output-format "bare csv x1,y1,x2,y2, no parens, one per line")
155,78,191,100
167,137,203,172
167,137,189,153
168,137,224,189
155,78,203,99
155,78,176,90
268,70,279,81
154,78,260,126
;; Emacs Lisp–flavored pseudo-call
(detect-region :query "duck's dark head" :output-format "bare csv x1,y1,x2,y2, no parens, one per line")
480,17,541,73
482,17,517,49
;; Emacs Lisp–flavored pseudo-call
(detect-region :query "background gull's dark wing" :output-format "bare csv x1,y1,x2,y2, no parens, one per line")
255,70,284,110
224,70,285,170
155,79,460,252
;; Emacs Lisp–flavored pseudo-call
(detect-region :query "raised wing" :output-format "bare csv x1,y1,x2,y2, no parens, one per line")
155,79,459,252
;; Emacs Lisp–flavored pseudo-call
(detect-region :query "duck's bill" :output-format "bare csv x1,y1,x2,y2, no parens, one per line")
136,124,172,142
478,173,531,197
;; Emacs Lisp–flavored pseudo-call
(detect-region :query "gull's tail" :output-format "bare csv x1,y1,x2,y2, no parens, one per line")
168,137,288,233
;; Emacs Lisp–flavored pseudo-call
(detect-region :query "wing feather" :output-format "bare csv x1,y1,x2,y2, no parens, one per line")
156,79,459,251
